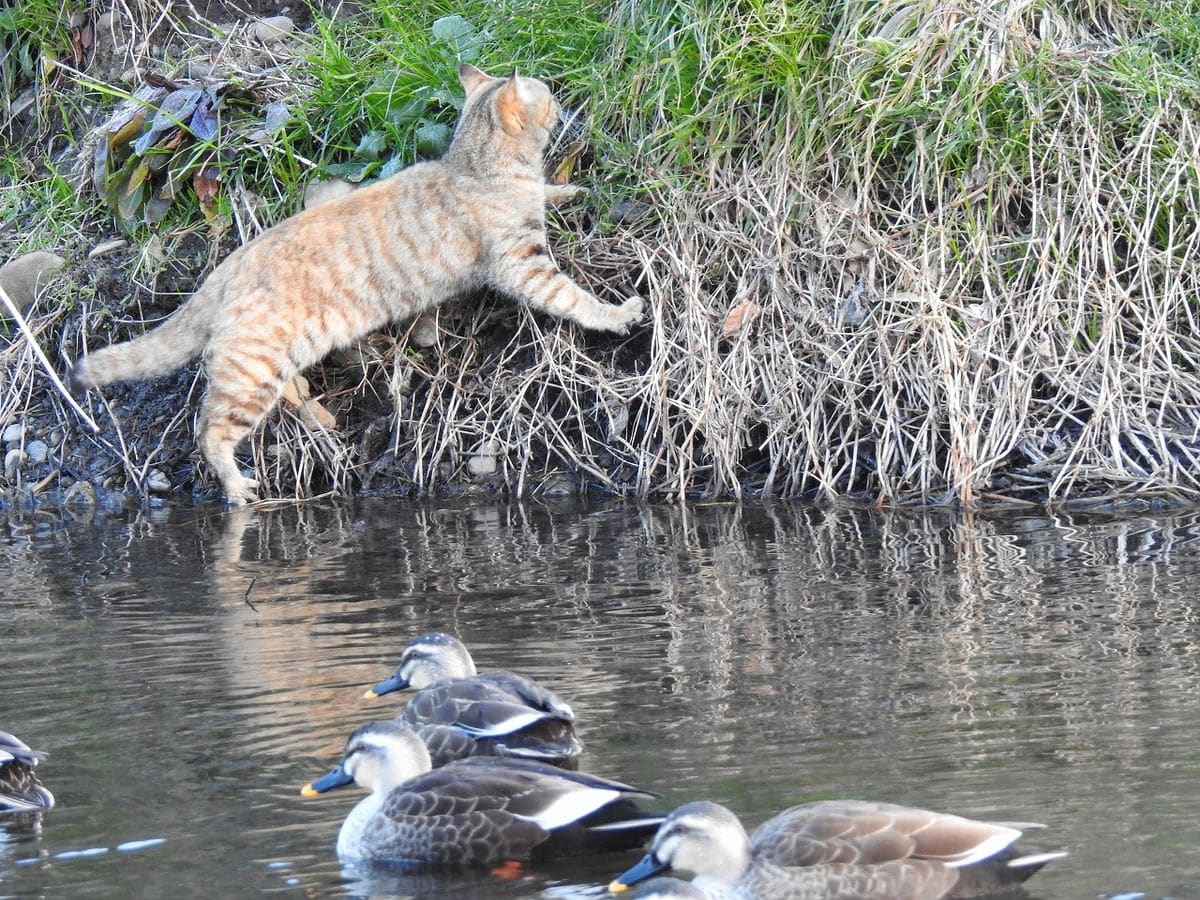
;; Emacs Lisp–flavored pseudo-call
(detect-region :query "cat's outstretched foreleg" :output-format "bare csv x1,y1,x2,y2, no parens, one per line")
490,252,643,333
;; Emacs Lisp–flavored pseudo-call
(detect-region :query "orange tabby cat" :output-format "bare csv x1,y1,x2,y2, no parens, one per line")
69,65,644,504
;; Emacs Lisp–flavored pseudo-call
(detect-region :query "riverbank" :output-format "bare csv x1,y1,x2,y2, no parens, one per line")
3,0,1199,511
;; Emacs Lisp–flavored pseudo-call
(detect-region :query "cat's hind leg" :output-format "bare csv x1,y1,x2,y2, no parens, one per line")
198,340,295,505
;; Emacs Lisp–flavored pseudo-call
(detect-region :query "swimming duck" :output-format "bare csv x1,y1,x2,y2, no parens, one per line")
301,720,662,867
364,632,582,765
0,730,54,812
609,799,1066,899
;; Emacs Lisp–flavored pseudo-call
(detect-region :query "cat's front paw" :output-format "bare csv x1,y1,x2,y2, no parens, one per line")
611,296,645,334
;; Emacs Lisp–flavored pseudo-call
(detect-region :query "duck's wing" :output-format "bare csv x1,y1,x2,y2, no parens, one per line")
412,724,479,768
401,679,582,760
742,859,960,900
751,800,1023,868
363,760,651,867
479,671,576,721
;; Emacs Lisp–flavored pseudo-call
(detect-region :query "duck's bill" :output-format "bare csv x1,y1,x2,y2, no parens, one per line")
300,764,353,797
608,852,669,892
363,672,409,699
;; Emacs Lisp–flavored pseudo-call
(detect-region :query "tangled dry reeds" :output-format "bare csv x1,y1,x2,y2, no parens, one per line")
6,0,1200,508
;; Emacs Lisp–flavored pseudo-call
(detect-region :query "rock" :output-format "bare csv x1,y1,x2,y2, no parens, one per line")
408,313,439,348
146,469,171,494
0,251,65,313
303,177,356,210
537,472,578,497
25,440,48,464
4,449,26,479
3,423,24,444
252,15,294,43
49,427,64,446
88,238,127,259
187,59,216,80
609,198,652,226
467,440,500,478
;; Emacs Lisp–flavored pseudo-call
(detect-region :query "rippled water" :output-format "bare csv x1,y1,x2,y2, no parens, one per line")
4,500,1200,898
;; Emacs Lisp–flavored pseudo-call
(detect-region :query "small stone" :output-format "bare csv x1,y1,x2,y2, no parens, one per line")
88,238,127,259
409,313,439,348
25,440,48,464
49,428,64,446
303,177,355,210
467,440,500,478
537,473,578,497
252,15,294,43
63,482,96,511
3,423,24,444
146,469,171,494
609,199,652,227
187,59,216,80
4,449,26,479
0,251,65,313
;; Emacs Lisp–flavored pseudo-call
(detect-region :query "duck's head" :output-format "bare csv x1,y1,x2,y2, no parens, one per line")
363,632,476,698
609,801,752,893
301,722,432,798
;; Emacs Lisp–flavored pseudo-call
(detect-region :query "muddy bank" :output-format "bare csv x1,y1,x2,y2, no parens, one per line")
5,1,1200,513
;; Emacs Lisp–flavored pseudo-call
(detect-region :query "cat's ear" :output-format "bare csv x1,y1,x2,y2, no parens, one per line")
458,64,491,94
495,71,528,135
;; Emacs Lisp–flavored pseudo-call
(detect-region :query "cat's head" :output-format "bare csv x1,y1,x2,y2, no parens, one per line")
455,64,561,151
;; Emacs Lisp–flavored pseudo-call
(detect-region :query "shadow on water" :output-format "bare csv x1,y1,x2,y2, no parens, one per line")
4,499,1200,897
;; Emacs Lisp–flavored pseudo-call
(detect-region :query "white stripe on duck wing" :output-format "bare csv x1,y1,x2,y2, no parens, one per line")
365,632,582,765
609,800,1065,899
302,722,659,869
0,729,54,812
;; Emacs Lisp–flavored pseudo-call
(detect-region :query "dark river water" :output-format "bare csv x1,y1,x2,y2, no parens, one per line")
3,499,1200,899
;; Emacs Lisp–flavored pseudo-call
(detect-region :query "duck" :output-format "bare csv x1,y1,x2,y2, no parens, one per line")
0,730,54,812
301,720,663,867
364,632,582,765
609,799,1066,899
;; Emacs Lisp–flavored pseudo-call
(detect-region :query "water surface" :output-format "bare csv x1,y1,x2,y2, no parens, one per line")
4,500,1200,898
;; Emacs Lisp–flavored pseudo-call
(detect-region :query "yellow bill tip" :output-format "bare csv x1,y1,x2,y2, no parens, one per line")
607,881,630,894
362,689,380,700
300,784,320,798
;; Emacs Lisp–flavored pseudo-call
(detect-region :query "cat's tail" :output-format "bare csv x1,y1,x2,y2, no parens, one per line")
67,282,219,394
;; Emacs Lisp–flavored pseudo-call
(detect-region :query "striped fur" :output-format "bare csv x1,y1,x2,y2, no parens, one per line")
68,65,644,504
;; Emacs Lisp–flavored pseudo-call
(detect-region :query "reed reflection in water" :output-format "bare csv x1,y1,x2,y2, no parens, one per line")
3,500,1200,897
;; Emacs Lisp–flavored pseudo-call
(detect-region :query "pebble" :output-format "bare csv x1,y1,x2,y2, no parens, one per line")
3,422,24,444
252,15,294,43
409,314,439,348
146,469,171,494
25,440,48,464
467,440,500,477
0,251,65,313
88,238,127,259
63,480,97,507
4,449,27,479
